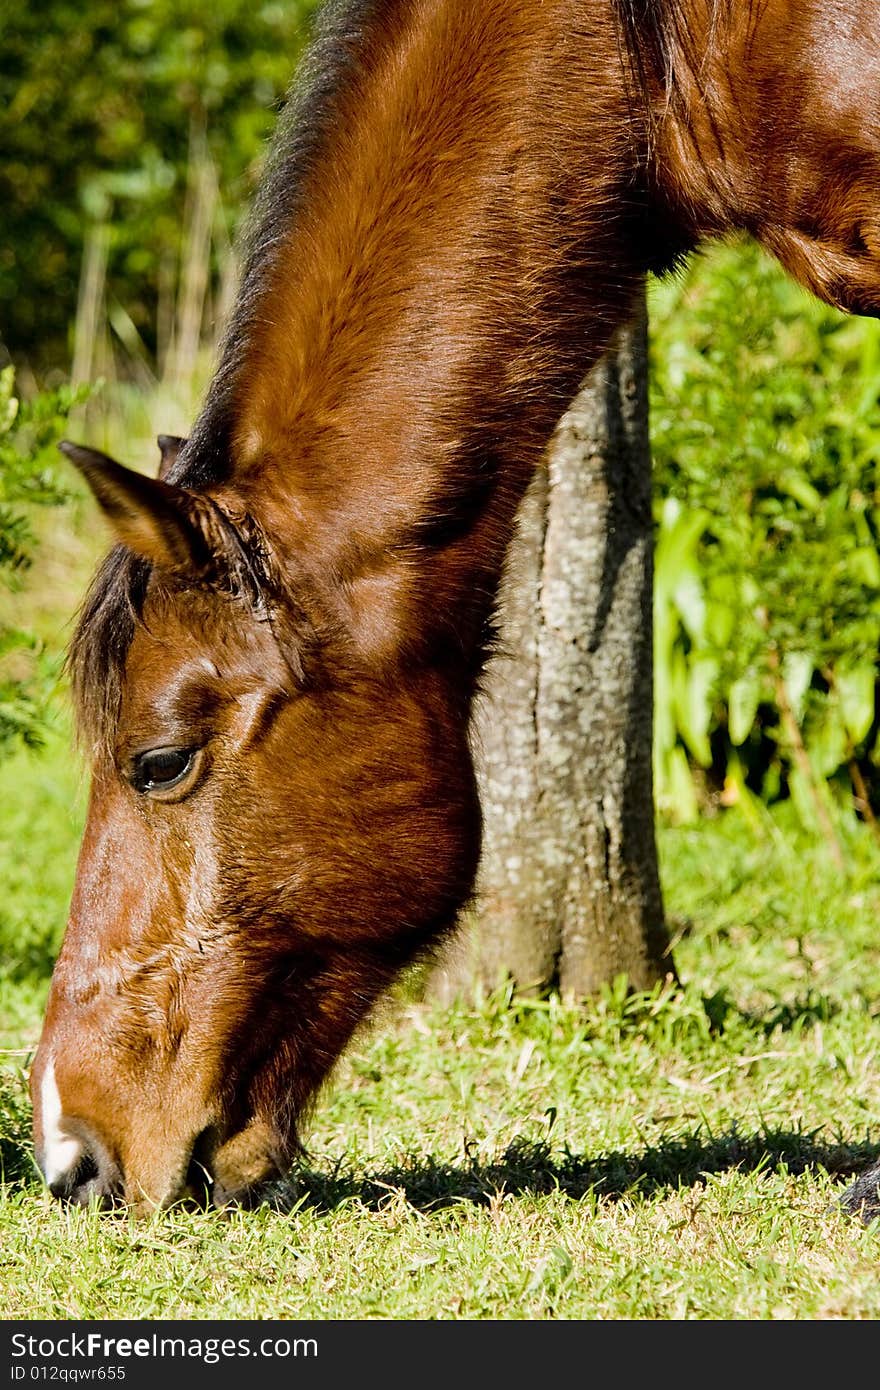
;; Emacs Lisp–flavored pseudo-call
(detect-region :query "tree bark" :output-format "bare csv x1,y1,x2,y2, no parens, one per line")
432,293,674,1002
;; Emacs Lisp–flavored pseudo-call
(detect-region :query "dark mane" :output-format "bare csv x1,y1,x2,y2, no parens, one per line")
611,0,742,105
168,0,394,493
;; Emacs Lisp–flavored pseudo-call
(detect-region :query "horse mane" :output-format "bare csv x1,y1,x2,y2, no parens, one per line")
68,547,151,759
611,0,743,105
168,0,395,494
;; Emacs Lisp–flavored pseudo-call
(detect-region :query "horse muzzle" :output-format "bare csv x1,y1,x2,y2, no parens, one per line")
34,1062,284,1212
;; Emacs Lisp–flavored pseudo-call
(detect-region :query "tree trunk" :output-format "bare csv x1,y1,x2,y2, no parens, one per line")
432,293,674,1002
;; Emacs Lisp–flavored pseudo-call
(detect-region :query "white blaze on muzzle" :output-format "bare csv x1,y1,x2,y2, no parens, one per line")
39,1056,86,1189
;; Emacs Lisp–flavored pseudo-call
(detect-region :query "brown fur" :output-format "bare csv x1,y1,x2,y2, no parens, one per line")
31,0,880,1210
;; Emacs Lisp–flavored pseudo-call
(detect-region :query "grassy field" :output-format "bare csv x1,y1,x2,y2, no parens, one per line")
1,717,879,1319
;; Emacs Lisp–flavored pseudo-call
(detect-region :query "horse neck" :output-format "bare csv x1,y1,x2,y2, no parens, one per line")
192,0,655,686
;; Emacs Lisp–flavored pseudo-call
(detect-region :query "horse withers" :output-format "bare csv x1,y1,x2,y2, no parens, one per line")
30,0,880,1212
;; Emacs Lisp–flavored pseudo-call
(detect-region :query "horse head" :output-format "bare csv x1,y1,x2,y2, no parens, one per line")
30,442,480,1210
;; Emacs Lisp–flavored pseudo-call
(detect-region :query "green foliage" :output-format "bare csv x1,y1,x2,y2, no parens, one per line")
649,242,880,831
0,0,319,369
0,367,86,750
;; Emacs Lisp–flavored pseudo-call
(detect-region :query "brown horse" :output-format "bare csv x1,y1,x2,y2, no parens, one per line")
30,0,880,1213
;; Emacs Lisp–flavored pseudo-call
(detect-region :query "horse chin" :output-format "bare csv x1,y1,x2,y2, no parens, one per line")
199,1116,288,1211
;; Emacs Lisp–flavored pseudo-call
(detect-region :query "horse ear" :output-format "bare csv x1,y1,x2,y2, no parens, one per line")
59,441,213,575
156,434,187,480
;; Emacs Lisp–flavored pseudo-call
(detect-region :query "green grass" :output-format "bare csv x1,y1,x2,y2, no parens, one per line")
1,726,879,1319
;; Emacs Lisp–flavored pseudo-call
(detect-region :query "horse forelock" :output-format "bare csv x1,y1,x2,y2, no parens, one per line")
67,546,150,762
66,513,288,762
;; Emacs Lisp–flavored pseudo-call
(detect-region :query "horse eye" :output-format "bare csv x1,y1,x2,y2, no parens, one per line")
130,747,199,796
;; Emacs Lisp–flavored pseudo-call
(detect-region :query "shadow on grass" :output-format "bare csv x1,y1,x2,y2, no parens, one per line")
275,1128,880,1217
685,987,849,1037
4,1101,878,1220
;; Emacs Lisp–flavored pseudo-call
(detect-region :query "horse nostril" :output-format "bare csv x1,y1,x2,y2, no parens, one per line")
47,1150,99,1200
184,1126,220,1204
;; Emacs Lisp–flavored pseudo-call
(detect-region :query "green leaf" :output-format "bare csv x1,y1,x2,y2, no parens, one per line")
704,592,736,651
847,546,880,588
782,653,814,725
728,672,762,746
654,503,708,605
778,472,822,513
807,705,848,778
658,745,699,824
672,570,706,645
836,665,876,747
675,655,717,766
0,367,19,436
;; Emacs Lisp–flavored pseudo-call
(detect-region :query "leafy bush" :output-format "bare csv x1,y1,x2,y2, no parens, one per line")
649,241,880,837
0,368,86,751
